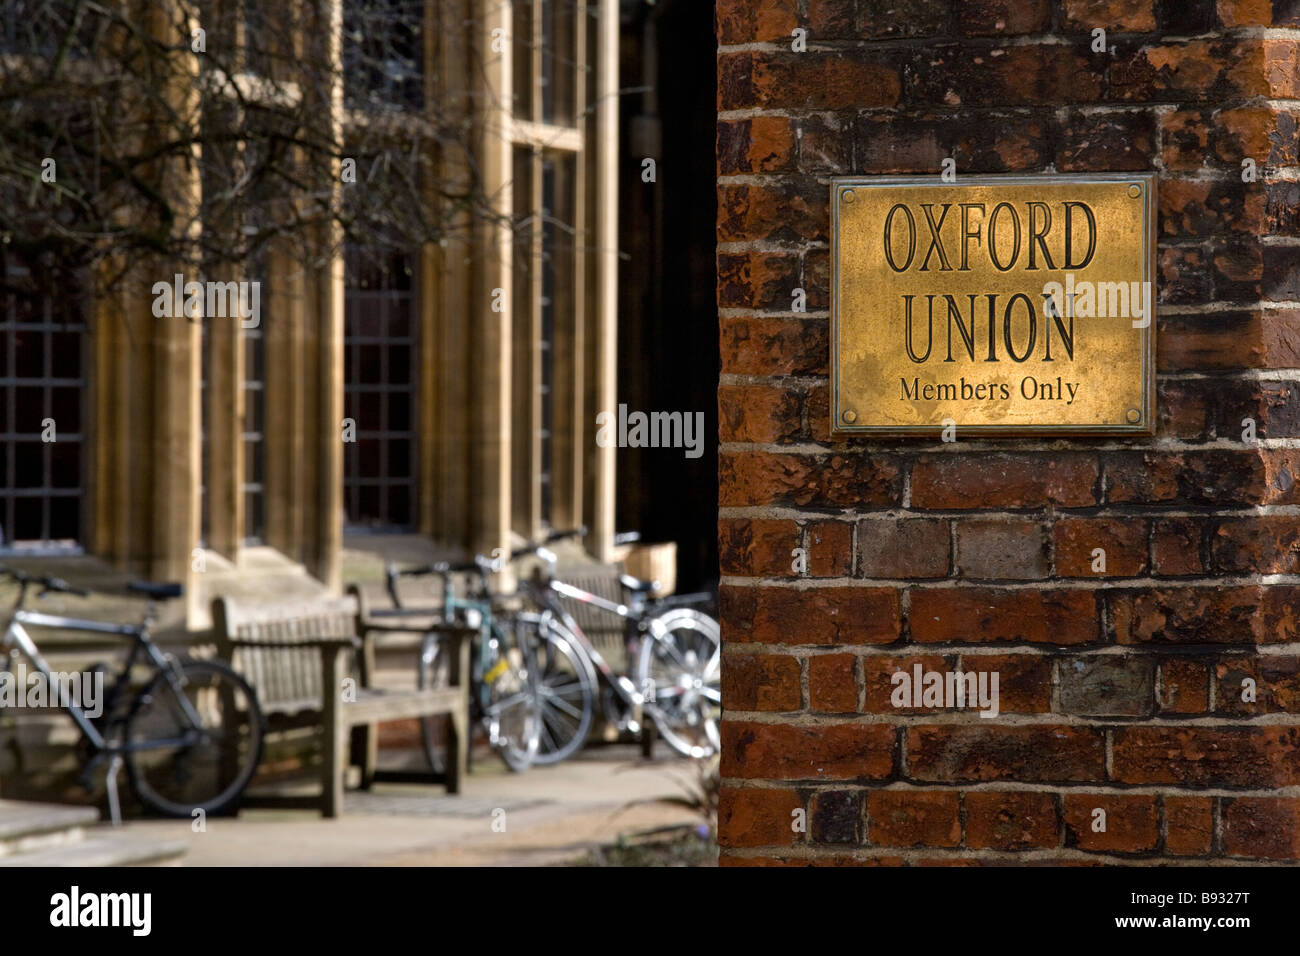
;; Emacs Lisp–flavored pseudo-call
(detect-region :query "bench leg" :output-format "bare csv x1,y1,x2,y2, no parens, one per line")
353,724,377,790
321,645,347,818
446,708,466,795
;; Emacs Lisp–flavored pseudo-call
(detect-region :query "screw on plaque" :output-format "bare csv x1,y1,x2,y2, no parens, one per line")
1128,184,1142,198
842,189,855,203
1125,408,1141,423
842,409,857,424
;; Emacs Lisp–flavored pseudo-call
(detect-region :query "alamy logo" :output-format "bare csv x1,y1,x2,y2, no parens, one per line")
50,886,151,936
890,665,1000,718
152,274,260,328
0,660,102,718
595,404,705,459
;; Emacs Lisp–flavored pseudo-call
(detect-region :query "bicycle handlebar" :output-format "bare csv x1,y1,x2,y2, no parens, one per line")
0,566,91,598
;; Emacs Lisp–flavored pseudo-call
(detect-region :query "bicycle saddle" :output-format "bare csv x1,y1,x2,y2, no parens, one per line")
127,580,183,599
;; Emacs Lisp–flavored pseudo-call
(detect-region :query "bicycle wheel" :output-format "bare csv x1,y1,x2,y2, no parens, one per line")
125,658,264,818
481,618,541,772
528,614,597,766
635,608,721,759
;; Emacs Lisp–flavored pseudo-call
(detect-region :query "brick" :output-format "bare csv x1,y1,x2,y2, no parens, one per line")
1063,794,1159,853
1222,797,1300,860
722,719,896,780
1112,726,1300,787
957,0,1051,34
973,654,1053,713
796,113,852,175
810,789,863,843
723,585,902,645
906,725,1107,783
1160,110,1211,171
718,384,802,445
955,519,1049,580
717,117,796,175
1157,0,1220,32
854,110,1056,175
719,451,903,509
716,0,797,44
867,790,961,847
912,453,1098,509
719,52,902,112
717,786,804,847
1152,517,1204,576
1165,796,1214,856
1054,517,1148,577
717,251,801,311
906,43,1103,107
1058,656,1155,717
1156,246,1213,307
1215,655,1300,715
856,0,951,37
1210,515,1300,573
806,0,854,38
805,520,852,578
1217,378,1300,440
1157,657,1209,714
1217,0,1292,28
1059,109,1156,171
1157,310,1300,372
719,316,828,377
1061,0,1157,30
718,181,829,244
860,653,952,714
1104,449,1277,506
722,651,802,712
910,587,1100,645
802,247,830,310
1158,178,1263,239
1110,586,1277,645
1109,39,1271,104
809,653,857,713
857,518,950,579
718,518,800,577
964,791,1059,850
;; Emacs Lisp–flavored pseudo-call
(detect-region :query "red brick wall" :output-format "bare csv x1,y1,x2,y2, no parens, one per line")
716,0,1300,864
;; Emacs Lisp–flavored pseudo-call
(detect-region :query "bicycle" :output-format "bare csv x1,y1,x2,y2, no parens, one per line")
0,567,264,823
511,528,721,764
385,555,595,773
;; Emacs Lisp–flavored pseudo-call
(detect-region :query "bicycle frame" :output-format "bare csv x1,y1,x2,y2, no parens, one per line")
530,577,648,708
1,609,204,755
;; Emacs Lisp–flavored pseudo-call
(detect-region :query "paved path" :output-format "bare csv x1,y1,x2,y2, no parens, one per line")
126,747,706,866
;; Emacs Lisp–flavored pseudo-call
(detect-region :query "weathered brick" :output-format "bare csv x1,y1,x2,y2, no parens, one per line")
723,584,902,645
910,588,1100,645
1215,655,1300,715
1061,0,1157,31
1157,246,1213,306
955,519,1049,580
957,0,1051,34
720,450,903,509
716,0,797,44
1222,797,1300,860
856,0,951,37
1152,517,1204,577
1110,586,1279,645
906,43,1103,107
1058,656,1155,717
719,316,828,377
809,652,858,713
805,520,852,578
1109,39,1271,103
810,789,864,843
722,719,896,780
717,251,801,311
1112,726,1300,787
906,725,1107,783
1158,657,1209,714
717,786,804,847
1210,515,1300,573
1059,109,1156,171
867,790,961,847
723,651,802,711
1165,796,1214,856
973,654,1053,713
718,181,829,245
964,790,1059,850
719,518,800,577
719,52,903,112
861,654,951,713
1054,517,1148,577
912,453,1098,509
1063,794,1159,853
796,113,852,175
718,384,802,445
717,117,796,175
857,518,950,579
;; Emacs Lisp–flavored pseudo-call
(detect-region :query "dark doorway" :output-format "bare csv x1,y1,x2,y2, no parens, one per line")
617,0,718,592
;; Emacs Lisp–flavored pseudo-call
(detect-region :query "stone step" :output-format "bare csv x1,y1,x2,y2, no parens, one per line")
0,831,187,867
0,799,100,857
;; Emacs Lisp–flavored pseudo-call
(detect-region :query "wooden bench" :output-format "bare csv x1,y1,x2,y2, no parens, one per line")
211,587,471,818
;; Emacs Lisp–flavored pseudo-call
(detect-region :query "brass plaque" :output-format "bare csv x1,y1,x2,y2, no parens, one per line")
831,173,1156,436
